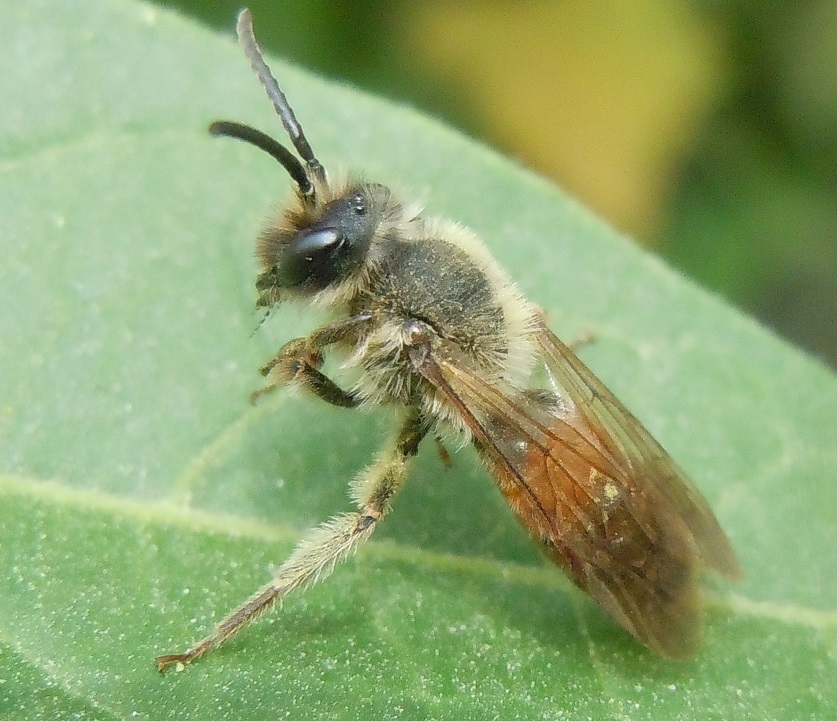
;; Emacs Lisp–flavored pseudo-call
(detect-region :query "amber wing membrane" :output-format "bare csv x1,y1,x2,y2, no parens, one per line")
532,322,741,577
417,325,739,659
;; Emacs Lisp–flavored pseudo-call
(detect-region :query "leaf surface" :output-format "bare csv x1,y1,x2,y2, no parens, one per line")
1,1,835,719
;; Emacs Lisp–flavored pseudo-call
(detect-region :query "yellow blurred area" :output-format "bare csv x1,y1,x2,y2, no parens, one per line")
402,0,730,240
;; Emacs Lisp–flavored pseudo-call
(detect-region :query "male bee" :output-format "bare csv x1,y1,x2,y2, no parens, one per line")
155,9,740,672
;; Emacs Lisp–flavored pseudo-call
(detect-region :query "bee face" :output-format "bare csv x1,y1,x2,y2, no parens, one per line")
256,185,385,299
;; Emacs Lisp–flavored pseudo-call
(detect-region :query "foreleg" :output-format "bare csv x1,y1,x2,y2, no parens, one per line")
252,312,372,406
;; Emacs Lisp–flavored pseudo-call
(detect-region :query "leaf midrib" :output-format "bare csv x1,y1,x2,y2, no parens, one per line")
3,472,834,633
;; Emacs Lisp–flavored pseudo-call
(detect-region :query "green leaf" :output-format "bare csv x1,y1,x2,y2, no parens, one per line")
2,1,835,719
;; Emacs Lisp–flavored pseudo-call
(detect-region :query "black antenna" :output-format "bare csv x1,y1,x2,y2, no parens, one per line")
251,307,272,338
236,9,327,187
209,121,311,195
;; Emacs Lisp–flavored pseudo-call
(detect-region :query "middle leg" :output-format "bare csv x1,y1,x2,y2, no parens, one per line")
155,406,429,671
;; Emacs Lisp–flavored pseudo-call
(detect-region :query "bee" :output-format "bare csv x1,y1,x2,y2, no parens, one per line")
155,8,740,672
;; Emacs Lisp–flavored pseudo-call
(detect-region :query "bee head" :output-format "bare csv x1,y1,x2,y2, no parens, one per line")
210,9,384,305
254,183,391,303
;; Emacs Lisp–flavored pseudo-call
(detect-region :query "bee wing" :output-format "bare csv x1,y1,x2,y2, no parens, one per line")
411,326,739,659
532,320,741,580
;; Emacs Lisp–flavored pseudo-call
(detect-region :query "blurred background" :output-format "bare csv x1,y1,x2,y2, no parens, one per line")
161,0,836,368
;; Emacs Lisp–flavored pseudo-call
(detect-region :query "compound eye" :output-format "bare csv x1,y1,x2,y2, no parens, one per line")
294,228,343,257
276,227,346,289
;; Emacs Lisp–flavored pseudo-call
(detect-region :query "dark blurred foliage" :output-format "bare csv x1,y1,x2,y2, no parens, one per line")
161,0,481,131
660,0,836,367
160,0,835,368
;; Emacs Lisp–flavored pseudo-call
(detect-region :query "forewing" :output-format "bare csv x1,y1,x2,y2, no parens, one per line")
411,332,738,659
532,320,741,580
